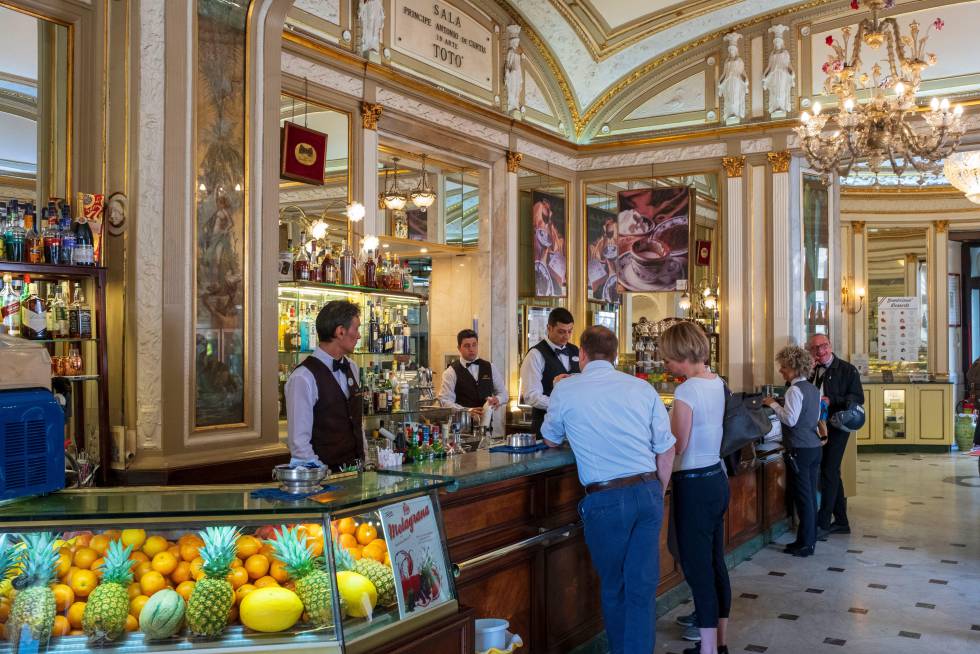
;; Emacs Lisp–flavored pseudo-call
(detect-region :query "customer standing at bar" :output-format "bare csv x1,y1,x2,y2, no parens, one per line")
660,322,730,654
284,300,365,472
541,326,675,654
438,329,508,417
806,334,863,536
765,345,823,557
520,307,579,436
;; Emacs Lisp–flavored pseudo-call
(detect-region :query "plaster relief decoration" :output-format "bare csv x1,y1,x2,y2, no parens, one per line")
359,0,384,56
377,88,508,146
718,32,747,124
504,24,523,114
626,72,706,121
293,0,341,25
281,52,365,98
194,0,248,428
762,24,794,117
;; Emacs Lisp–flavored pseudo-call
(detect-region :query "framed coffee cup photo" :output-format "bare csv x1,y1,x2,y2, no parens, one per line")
280,121,328,185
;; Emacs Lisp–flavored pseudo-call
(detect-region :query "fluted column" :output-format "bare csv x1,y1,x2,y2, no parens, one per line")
931,221,949,377
491,152,522,395
722,156,748,390
768,152,792,363
360,102,382,241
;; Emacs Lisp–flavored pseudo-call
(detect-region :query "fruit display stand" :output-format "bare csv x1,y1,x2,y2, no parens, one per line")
0,472,468,654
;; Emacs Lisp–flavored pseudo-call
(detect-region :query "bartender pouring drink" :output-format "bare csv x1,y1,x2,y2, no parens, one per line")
284,300,365,472
520,307,579,435
438,329,508,419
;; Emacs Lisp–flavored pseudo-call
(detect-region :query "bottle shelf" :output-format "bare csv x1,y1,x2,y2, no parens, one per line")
53,375,100,382
18,337,98,343
0,263,107,278
279,280,426,302
277,350,408,357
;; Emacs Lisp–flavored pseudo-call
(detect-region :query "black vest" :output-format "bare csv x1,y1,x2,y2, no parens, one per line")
783,379,823,449
298,356,364,471
529,339,580,435
450,359,494,408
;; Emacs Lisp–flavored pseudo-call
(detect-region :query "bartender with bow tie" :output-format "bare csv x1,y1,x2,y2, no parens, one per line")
284,300,365,471
438,329,508,420
520,307,580,435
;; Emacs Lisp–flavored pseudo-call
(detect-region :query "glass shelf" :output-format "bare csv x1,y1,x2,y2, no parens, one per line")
53,374,100,382
17,337,98,343
279,280,426,302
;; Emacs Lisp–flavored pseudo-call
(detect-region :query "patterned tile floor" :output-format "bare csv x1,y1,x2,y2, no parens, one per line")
657,452,980,654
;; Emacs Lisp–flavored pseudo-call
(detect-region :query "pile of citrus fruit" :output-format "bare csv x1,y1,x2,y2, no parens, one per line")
0,523,329,640
331,517,389,566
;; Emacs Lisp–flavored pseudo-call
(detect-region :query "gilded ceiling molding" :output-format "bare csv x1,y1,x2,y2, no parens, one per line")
935,220,949,234
767,151,791,173
852,221,865,235
506,151,524,173
722,156,745,178
361,101,382,129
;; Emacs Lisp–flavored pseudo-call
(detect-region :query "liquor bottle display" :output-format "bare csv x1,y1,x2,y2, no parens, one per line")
0,198,99,265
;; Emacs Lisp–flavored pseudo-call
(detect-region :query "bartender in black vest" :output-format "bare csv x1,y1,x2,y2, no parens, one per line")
519,307,580,435
284,300,365,472
438,329,508,418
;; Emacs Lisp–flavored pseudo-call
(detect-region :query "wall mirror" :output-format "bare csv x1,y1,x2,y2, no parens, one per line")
866,226,928,372
0,5,69,204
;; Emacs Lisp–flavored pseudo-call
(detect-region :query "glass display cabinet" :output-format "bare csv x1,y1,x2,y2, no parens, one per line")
881,388,908,441
0,473,457,653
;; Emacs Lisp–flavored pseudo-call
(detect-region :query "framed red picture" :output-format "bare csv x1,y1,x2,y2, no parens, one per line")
696,240,711,266
280,121,327,185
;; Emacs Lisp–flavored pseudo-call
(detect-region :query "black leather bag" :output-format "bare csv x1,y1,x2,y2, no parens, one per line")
720,382,771,457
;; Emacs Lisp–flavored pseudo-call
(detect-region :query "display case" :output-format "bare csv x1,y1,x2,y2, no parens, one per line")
0,472,460,653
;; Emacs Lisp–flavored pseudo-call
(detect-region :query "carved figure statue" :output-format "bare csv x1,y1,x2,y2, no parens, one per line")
718,32,748,123
504,25,523,113
762,25,795,116
359,0,384,56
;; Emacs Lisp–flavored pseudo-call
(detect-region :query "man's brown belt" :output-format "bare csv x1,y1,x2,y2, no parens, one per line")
585,471,658,495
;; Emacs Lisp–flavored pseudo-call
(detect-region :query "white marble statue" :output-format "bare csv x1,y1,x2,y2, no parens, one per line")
358,0,384,56
504,25,523,113
762,25,795,116
718,32,748,123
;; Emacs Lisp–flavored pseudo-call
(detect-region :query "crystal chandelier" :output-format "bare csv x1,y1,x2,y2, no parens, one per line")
410,154,437,209
382,157,408,211
944,151,980,204
796,0,965,180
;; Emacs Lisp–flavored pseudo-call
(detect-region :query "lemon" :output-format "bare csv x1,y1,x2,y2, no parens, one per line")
142,535,169,558
121,529,147,550
336,571,377,618
239,587,303,632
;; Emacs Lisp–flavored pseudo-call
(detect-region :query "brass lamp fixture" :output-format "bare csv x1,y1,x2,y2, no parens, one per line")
382,157,408,211
410,154,437,209
841,277,866,314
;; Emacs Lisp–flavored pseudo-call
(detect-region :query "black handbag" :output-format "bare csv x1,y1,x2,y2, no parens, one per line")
720,381,771,457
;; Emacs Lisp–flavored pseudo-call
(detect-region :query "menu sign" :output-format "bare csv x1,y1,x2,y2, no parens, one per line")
379,495,452,618
877,297,920,362
392,0,493,90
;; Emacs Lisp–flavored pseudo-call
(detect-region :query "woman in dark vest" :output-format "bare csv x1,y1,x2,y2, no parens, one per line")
764,345,823,557
519,308,580,435
284,300,365,472
438,329,508,420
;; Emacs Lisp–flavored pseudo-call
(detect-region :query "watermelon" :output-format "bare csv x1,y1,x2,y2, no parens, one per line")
139,589,185,640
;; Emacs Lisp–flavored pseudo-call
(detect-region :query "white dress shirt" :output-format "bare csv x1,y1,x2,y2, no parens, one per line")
541,360,676,486
284,347,361,467
519,338,575,410
438,358,508,409
770,376,806,427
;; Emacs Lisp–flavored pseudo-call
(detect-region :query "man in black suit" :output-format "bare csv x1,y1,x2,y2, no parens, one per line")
807,334,864,536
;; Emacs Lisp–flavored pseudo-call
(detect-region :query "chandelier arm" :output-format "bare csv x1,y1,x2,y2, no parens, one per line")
880,18,908,81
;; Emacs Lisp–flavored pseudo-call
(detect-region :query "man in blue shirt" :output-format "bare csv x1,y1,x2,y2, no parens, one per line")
542,325,676,654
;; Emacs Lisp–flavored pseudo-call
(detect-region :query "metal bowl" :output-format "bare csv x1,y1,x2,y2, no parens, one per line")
507,433,537,448
273,464,326,484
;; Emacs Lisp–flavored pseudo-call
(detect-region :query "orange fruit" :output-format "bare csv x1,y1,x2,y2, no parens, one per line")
133,561,153,580
259,543,276,559
269,560,289,583
91,558,106,578
52,584,75,612
171,561,192,584
0,598,11,622
151,551,178,576
190,557,205,581
68,629,84,636
73,533,92,548
226,567,249,590
103,529,121,540
234,583,255,605
120,529,146,551
338,533,357,549
88,534,111,556
230,558,243,569
179,542,201,562
127,582,142,600
175,580,196,602
303,523,324,540
253,575,279,588
307,537,324,557
69,569,97,598
384,552,391,566
362,543,385,563
348,546,363,561
139,571,166,596
66,602,86,629
244,554,270,580
227,605,239,625
236,535,261,559
129,594,150,618
141,535,169,558
371,538,387,552
52,615,70,637
56,551,72,577
129,551,149,564
125,614,138,632
337,517,357,535
167,545,181,559
355,523,377,546
72,547,98,570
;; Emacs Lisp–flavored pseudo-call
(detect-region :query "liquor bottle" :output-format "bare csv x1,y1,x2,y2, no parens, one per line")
0,202,7,261
59,205,77,265
21,280,47,340
5,200,25,262
279,237,294,281
23,205,42,264
43,207,62,265
0,274,21,335
293,232,311,281
52,284,68,337
299,304,311,351
339,241,355,286
277,303,289,350
368,302,379,353
44,284,57,337
321,246,338,284
364,250,377,288
73,204,95,264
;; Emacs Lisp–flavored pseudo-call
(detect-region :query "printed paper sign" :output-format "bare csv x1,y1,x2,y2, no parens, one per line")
379,495,451,618
876,297,920,362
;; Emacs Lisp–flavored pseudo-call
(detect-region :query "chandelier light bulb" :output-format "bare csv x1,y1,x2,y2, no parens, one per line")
362,234,380,252
678,293,691,311
894,82,905,96
705,295,717,310
812,101,822,116
940,98,950,111
843,98,855,112
345,201,366,222
930,97,940,111
954,104,964,116
309,219,329,240
800,111,811,123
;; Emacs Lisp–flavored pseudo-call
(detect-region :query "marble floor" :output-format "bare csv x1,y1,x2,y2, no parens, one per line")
657,452,980,654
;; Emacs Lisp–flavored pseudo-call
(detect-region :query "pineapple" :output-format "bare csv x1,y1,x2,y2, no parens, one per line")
269,526,340,627
186,526,240,638
335,541,394,609
7,532,58,649
82,539,135,642
0,535,19,598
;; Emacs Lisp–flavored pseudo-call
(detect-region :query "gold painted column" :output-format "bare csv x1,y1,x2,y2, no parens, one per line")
847,221,868,357
722,156,748,389
930,221,950,378
360,102,383,242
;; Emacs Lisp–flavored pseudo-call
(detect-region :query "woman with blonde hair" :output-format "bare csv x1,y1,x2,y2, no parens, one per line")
764,345,823,557
660,321,730,654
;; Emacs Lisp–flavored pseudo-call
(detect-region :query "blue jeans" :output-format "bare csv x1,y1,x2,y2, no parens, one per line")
579,478,664,654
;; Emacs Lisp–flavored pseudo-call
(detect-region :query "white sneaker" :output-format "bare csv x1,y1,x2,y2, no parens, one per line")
968,445,980,456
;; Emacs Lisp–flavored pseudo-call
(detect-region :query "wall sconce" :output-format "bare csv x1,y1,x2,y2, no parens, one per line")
678,292,691,311
841,278,865,314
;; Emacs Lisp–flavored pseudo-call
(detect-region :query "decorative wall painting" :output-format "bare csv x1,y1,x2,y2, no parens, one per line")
615,186,692,293
530,191,567,297
586,205,621,304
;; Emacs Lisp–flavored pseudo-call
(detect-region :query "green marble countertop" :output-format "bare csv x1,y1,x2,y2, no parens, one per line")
392,446,578,491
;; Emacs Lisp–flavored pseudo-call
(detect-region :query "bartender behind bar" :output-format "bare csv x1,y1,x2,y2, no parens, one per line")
284,300,365,472
520,307,579,435
438,329,508,419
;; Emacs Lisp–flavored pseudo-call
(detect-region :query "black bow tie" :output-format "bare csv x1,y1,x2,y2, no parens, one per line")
554,347,568,356
465,360,479,368
332,358,350,373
